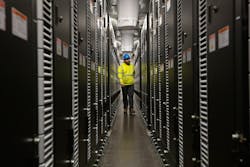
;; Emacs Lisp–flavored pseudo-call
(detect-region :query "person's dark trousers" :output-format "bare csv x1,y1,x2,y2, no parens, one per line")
121,85,134,110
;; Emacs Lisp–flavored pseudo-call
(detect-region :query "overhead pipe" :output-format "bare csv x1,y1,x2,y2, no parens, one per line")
117,0,139,27
117,0,139,52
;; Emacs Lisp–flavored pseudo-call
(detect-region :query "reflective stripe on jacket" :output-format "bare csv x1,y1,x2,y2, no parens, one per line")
118,63,135,85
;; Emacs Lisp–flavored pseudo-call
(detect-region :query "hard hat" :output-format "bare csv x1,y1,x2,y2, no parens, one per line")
123,53,131,60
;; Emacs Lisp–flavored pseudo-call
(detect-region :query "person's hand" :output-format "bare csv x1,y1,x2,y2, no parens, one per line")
121,84,125,87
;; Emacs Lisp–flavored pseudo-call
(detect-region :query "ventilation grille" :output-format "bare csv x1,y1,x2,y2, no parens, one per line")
153,29,157,131
149,10,153,129
104,28,107,106
101,31,108,104
37,0,54,166
152,0,157,131
101,27,106,129
164,0,170,151
94,5,99,145
177,0,184,166
199,0,209,166
157,1,162,139
101,22,107,129
71,0,79,166
87,0,92,160
150,28,153,129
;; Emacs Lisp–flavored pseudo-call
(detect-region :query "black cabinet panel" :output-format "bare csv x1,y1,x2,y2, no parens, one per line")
53,0,72,166
0,1,38,166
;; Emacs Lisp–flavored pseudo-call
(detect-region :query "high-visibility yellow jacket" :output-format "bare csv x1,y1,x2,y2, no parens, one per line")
118,63,135,85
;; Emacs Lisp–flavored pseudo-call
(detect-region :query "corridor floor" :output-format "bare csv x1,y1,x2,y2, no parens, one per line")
99,107,164,167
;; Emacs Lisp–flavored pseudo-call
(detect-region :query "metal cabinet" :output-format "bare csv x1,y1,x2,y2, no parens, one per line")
181,0,199,166
165,0,179,165
53,0,79,166
0,1,37,166
0,0,54,166
140,15,150,126
78,0,88,166
53,0,72,166
198,0,250,166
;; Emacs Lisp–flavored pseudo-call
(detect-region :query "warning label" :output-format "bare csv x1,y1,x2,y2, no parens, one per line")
12,8,28,40
182,51,187,63
98,66,101,74
209,33,216,53
160,64,164,72
218,25,230,49
83,55,86,67
159,15,162,26
169,59,172,69
56,38,62,56
91,61,95,71
79,53,83,66
63,41,69,59
90,0,94,14
186,48,192,62
0,0,6,31
169,58,174,69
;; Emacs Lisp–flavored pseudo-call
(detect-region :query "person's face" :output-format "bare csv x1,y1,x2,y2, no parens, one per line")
124,59,130,64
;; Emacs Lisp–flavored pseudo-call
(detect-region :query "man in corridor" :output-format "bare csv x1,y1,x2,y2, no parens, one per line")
118,53,135,115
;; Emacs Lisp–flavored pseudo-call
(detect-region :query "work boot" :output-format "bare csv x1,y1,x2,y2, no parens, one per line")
130,108,135,115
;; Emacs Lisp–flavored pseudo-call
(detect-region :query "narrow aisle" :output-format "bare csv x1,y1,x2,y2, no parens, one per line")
100,106,164,167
